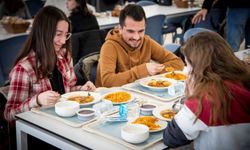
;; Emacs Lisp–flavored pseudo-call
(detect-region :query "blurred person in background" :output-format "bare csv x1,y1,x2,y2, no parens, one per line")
66,0,99,33
192,0,250,52
0,0,31,19
45,0,96,16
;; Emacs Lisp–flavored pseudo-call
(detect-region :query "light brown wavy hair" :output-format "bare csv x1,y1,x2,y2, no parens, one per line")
181,31,250,125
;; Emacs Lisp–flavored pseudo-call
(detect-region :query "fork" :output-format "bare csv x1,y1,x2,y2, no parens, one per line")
172,96,185,112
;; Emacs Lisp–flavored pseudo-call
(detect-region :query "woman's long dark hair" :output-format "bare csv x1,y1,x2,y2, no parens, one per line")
14,6,72,79
71,0,92,16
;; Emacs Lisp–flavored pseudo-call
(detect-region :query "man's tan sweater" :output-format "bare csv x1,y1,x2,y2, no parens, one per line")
96,29,184,87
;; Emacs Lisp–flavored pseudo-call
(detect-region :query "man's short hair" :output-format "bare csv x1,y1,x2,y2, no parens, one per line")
119,4,146,27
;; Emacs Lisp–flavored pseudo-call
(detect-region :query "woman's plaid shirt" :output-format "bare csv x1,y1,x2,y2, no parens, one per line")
4,49,82,121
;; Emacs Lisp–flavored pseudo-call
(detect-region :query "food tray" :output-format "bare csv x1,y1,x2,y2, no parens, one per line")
122,81,184,102
82,120,164,150
31,106,98,128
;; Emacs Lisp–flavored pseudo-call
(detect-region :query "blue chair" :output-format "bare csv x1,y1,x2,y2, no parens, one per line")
145,15,166,44
183,28,212,43
136,0,156,6
163,43,181,53
24,0,45,17
0,34,28,86
136,1,178,44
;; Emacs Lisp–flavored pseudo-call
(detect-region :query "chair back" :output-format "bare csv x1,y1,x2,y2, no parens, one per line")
0,35,28,86
136,0,156,6
164,43,181,53
145,15,165,44
183,28,212,43
71,29,107,65
72,29,107,84
25,0,45,17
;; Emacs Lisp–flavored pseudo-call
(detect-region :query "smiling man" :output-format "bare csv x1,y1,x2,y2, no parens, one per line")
96,4,184,87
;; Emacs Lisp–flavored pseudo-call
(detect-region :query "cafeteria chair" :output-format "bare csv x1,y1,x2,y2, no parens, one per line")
25,0,45,17
164,43,181,53
0,34,28,86
183,27,212,43
136,0,178,44
71,29,107,65
71,29,107,84
136,0,156,6
145,15,166,44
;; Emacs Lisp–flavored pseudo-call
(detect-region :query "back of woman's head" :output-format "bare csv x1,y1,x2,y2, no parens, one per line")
16,6,71,77
182,31,250,89
181,31,250,124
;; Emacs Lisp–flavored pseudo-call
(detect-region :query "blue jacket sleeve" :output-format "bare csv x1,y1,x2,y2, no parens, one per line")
163,119,193,148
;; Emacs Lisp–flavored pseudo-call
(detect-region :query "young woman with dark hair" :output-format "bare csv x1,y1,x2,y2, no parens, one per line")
4,6,95,121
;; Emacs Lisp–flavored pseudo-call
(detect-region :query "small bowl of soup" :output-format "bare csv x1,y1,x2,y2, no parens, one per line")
77,108,96,121
140,104,157,116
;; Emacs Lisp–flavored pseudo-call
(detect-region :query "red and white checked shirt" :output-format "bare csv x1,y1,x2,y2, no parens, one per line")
4,49,82,121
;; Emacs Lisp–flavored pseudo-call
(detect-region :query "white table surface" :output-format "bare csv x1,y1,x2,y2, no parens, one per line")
15,86,178,150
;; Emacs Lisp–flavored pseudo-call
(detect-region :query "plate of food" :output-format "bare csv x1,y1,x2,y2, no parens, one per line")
163,71,187,81
102,91,134,105
139,77,176,92
153,106,177,121
131,116,168,133
60,91,101,106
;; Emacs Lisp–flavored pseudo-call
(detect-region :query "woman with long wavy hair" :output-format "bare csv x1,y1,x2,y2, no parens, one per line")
163,31,250,150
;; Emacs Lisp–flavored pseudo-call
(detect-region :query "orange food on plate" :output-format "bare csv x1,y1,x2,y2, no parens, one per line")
165,72,187,80
68,96,94,104
132,116,160,131
104,91,131,103
165,67,175,72
160,109,177,120
148,79,171,87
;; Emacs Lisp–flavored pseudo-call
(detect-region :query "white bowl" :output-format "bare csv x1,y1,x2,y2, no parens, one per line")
76,108,96,121
55,101,80,117
139,77,176,92
121,124,149,144
140,104,157,116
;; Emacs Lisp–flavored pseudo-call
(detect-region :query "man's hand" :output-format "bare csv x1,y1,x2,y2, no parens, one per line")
192,9,208,24
146,63,165,76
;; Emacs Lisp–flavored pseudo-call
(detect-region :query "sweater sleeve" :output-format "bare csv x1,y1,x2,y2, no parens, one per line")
98,43,149,87
163,119,193,148
163,104,208,148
